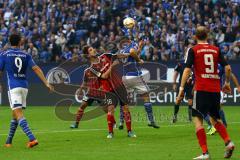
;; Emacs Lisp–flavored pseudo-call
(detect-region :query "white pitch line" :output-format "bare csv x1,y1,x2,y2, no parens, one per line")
0,121,239,136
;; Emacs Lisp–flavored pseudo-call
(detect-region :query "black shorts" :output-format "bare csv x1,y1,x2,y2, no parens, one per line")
104,92,118,107
113,83,129,106
177,83,193,99
184,83,193,99
84,98,102,106
192,91,220,119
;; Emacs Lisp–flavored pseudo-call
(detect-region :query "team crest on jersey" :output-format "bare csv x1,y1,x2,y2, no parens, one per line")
46,67,70,84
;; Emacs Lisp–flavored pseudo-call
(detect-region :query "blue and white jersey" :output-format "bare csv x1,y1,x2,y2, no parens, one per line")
120,41,142,76
0,48,36,90
218,64,225,88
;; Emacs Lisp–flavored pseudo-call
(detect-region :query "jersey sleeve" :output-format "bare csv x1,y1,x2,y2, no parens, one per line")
185,48,194,68
0,55,5,71
27,54,37,68
218,49,228,67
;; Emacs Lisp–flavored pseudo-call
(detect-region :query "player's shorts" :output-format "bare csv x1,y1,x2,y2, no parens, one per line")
176,83,193,100
192,91,221,119
104,92,118,107
8,87,28,110
122,75,149,95
184,83,193,99
113,83,129,106
82,94,102,106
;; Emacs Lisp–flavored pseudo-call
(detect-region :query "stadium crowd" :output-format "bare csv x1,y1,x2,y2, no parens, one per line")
0,0,239,63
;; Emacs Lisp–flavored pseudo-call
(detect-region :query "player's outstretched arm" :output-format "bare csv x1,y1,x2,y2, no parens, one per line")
116,53,129,59
99,60,120,79
32,66,54,92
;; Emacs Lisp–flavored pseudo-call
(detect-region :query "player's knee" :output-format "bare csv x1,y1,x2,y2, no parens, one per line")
81,102,88,110
193,116,203,129
13,108,24,120
209,116,219,126
142,93,149,102
107,105,115,113
188,99,193,105
122,105,129,112
175,101,180,105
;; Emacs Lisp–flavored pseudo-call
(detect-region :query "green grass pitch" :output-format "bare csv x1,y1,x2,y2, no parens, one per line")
0,106,239,160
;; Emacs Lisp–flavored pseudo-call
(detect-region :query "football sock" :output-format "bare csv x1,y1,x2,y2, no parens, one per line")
174,104,180,116
76,108,84,125
144,102,154,123
196,127,208,154
19,118,36,141
6,119,18,144
214,122,230,144
204,115,212,127
219,109,227,127
188,105,192,121
124,111,132,132
119,105,124,124
107,113,115,133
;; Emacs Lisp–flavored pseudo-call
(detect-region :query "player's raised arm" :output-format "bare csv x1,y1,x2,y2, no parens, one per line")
32,65,54,92
116,53,129,59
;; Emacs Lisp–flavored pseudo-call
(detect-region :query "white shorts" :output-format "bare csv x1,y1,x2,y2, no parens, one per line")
122,69,150,94
8,87,28,110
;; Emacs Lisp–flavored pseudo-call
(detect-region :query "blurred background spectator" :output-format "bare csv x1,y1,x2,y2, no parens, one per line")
0,0,239,63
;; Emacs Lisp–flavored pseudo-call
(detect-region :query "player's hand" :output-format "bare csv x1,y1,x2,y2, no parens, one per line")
173,83,177,91
46,83,54,92
222,82,231,94
176,87,184,104
138,59,144,65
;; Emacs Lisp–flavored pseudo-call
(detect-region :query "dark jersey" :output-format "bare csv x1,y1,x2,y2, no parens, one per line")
175,60,193,85
174,61,185,83
185,43,228,92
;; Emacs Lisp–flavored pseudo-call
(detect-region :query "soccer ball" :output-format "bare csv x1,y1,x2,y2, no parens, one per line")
123,17,135,29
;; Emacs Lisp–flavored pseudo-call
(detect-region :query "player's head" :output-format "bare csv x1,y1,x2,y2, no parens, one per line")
119,36,131,49
105,42,118,54
82,45,97,58
195,26,208,41
9,33,22,47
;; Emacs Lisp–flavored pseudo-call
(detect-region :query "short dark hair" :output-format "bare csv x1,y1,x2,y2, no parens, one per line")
105,42,118,53
195,26,208,41
9,33,21,46
82,45,90,55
